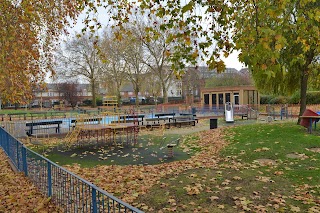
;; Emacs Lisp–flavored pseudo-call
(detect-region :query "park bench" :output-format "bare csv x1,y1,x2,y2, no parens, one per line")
119,115,145,124
168,115,197,127
173,120,196,127
26,120,63,135
70,117,103,128
145,117,168,125
154,113,175,119
111,119,143,125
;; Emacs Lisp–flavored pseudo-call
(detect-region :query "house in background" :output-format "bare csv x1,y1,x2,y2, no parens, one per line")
32,83,92,107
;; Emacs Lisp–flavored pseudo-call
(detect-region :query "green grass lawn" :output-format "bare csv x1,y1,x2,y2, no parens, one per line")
136,122,320,212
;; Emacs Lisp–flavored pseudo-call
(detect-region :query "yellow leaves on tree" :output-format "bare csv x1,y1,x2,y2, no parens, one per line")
0,0,79,104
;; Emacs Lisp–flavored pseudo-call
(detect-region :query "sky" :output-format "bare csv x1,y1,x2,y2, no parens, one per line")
221,51,246,70
66,6,246,71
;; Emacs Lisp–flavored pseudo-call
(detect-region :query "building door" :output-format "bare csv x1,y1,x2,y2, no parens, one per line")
212,94,216,107
204,94,209,105
218,93,223,108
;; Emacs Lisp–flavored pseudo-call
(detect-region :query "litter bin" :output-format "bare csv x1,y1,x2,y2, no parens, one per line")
192,107,196,114
210,118,218,129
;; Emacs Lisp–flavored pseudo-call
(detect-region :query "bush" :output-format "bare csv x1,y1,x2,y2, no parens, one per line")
288,91,300,104
82,99,92,106
306,91,320,104
288,91,320,104
96,97,103,106
260,95,274,104
269,96,289,104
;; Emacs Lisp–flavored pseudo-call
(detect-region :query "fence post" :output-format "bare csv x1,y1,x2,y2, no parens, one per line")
5,132,9,155
22,146,28,176
92,188,97,213
16,140,20,171
47,162,52,197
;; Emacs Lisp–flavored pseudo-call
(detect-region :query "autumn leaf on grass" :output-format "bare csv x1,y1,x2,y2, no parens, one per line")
209,196,219,202
274,171,284,175
221,179,231,186
290,205,301,212
70,153,77,157
217,204,225,209
168,198,176,206
233,176,242,180
256,176,274,183
184,184,202,195
189,173,197,178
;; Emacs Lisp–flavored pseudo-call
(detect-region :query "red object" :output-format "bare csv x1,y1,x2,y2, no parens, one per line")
300,109,319,128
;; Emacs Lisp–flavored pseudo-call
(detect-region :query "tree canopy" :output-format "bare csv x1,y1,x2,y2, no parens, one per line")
3,0,319,115
80,0,319,116
0,0,79,104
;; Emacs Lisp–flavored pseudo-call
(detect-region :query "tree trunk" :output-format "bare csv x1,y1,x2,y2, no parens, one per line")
297,69,308,124
162,82,168,103
91,80,96,108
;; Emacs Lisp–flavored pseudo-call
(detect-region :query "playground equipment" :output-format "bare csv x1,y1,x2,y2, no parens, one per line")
225,102,234,123
63,114,139,148
103,96,118,107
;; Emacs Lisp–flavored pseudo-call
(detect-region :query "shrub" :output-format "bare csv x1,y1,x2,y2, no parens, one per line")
82,99,92,106
288,91,320,104
288,91,300,104
96,97,103,106
260,95,274,104
269,96,289,104
306,91,320,104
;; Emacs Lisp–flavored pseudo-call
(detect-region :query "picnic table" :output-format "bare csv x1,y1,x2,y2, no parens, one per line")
119,115,145,124
299,115,320,133
145,117,168,125
71,117,103,124
26,120,63,135
154,113,175,118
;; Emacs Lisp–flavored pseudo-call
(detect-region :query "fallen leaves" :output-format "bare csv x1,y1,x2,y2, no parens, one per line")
0,150,62,212
64,128,228,204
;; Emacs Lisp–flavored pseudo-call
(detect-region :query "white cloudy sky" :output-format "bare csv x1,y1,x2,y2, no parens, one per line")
66,6,246,71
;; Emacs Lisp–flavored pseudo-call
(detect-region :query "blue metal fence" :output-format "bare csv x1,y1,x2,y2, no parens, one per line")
0,127,143,213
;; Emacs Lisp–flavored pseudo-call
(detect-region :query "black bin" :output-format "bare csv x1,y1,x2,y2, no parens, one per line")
210,118,218,129
192,107,196,114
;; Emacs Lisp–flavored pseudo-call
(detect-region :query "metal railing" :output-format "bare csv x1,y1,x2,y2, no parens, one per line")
0,127,143,213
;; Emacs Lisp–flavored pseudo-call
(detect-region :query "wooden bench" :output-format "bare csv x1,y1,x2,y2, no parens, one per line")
111,119,143,125
174,120,196,127
172,115,193,121
145,117,168,125
71,117,103,125
26,120,63,135
154,113,175,118
241,114,248,119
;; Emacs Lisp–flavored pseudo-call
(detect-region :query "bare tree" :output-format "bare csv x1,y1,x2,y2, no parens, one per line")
55,33,102,107
120,32,148,106
128,16,175,103
99,31,129,105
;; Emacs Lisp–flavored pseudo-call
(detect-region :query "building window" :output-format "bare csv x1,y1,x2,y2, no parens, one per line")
234,93,239,105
